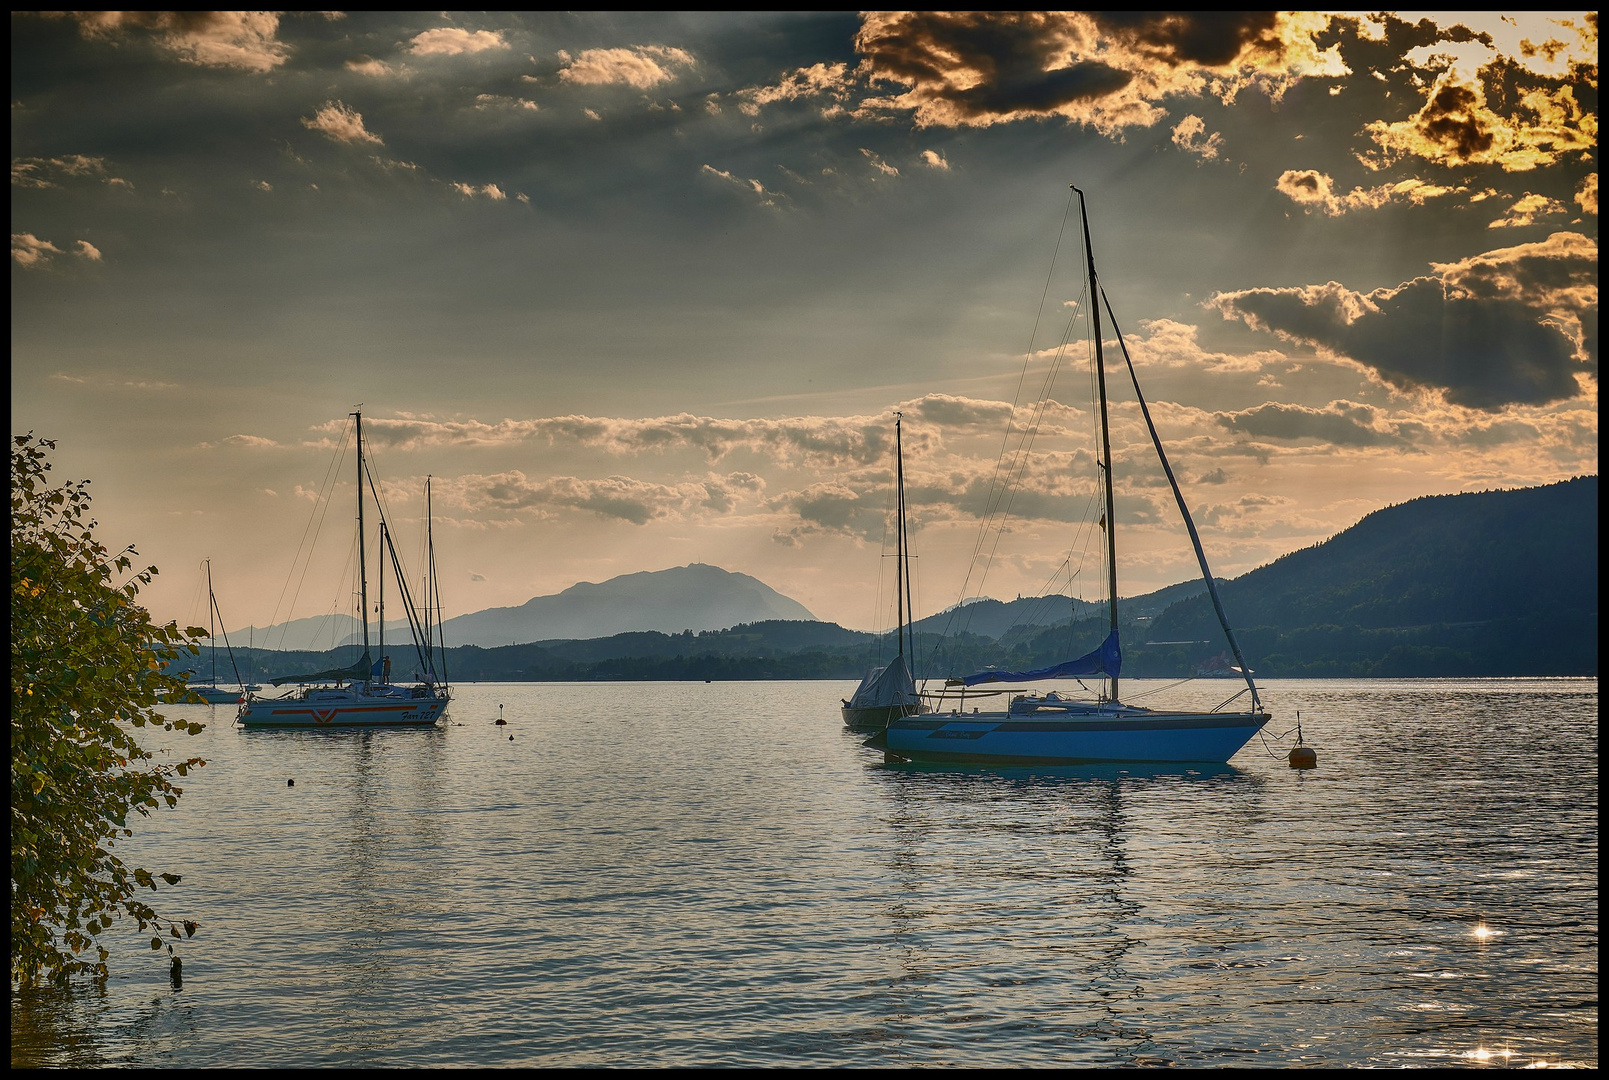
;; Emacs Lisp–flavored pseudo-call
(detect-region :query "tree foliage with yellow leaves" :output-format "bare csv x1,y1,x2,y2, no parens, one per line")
11,433,207,986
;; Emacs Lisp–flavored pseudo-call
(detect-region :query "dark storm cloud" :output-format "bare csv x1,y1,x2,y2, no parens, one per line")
847,11,1329,131
855,11,1132,121
1210,234,1598,411
1086,11,1282,67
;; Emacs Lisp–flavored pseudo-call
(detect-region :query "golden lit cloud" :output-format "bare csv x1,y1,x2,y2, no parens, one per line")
1276,169,1462,215
848,11,1345,133
12,233,63,268
700,165,783,207
1489,192,1570,228
1576,173,1598,215
736,62,854,116
47,11,290,72
1171,115,1224,160
302,101,383,145
408,28,509,58
557,46,696,89
1360,70,1597,173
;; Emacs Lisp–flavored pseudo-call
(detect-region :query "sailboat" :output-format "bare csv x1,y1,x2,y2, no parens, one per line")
167,560,248,704
874,186,1270,765
841,412,926,731
237,410,451,728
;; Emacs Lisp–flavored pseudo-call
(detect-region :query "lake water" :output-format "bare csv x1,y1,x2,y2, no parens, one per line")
10,678,1598,1068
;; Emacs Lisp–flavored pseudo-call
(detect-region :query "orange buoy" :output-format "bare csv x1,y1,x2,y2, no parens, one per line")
1288,711,1317,768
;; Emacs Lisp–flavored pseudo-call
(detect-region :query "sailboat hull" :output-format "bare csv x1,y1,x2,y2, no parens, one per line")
878,708,1270,765
841,702,924,732
163,685,247,705
237,690,448,728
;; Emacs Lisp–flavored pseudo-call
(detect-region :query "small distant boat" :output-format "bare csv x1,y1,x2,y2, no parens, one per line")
237,411,450,728
1194,651,1251,678
841,412,926,732
875,186,1270,766
164,560,248,704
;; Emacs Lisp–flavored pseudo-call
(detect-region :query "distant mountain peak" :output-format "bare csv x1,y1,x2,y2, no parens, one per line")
451,563,817,646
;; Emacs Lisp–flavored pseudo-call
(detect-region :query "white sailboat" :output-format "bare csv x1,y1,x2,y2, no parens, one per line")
168,559,248,704
841,412,926,731
875,186,1271,765
237,411,451,728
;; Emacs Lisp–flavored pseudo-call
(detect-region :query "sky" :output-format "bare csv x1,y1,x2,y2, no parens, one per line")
11,11,1599,640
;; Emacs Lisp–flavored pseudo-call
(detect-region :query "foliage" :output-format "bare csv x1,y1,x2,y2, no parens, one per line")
11,434,207,987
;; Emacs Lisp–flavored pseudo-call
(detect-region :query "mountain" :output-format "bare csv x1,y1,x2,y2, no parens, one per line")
1137,475,1597,676
909,595,1093,640
227,613,375,655
436,563,817,647
224,479,1595,677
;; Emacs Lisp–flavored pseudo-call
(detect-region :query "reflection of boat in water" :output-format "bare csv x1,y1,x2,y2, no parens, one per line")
877,186,1269,766
237,411,450,728
842,412,927,732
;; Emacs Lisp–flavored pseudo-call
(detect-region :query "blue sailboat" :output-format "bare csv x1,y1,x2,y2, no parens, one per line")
874,187,1270,765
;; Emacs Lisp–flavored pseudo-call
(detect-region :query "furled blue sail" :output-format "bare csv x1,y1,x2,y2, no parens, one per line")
270,651,374,686
952,629,1120,687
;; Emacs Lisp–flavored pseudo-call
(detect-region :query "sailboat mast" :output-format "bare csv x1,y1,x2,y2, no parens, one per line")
354,410,371,665
378,520,386,678
424,476,434,656
206,558,216,684
1075,186,1120,702
895,412,913,662
427,475,446,686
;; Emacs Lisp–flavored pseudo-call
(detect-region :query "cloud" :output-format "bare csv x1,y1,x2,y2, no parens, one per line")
1574,173,1597,215
11,154,123,189
200,433,280,449
302,101,383,145
735,62,855,115
920,149,949,170
1209,232,1598,410
1116,319,1282,374
859,148,899,177
557,45,696,89
49,11,289,72
1359,68,1598,173
452,182,507,200
700,165,783,207
408,28,510,58
475,94,540,112
850,11,1344,133
443,471,757,525
341,408,940,467
13,233,62,267
1212,400,1402,446
1275,169,1461,215
1488,192,1570,229
1171,114,1224,160
345,56,404,78
12,233,72,268
73,240,101,261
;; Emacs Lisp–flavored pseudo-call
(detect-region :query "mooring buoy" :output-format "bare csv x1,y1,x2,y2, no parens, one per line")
1288,710,1318,769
